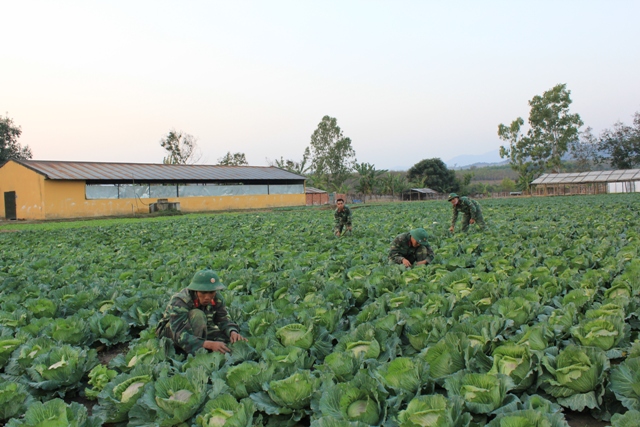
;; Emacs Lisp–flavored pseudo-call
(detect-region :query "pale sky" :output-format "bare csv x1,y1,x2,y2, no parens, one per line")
2,1,639,170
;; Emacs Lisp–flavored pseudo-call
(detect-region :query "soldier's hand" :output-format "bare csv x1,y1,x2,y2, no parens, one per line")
230,331,248,343
402,258,412,268
449,226,454,232
469,219,476,224
203,340,230,354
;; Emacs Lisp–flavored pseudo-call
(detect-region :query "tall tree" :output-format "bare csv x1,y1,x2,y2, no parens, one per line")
353,162,387,203
597,112,640,169
570,127,599,172
160,130,201,164
218,152,248,166
308,116,356,190
499,84,583,190
0,114,32,162
272,147,311,174
406,158,459,193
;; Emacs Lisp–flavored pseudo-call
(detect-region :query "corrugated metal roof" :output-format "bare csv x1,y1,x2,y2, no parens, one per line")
408,188,439,194
305,187,327,194
15,160,307,182
531,169,640,185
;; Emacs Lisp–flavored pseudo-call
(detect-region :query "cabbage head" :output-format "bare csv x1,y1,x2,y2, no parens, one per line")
84,364,117,400
610,409,640,427
405,315,448,351
45,315,93,346
376,357,430,394
89,313,129,346
26,345,99,398
610,356,640,411
0,378,35,421
264,370,321,411
570,316,625,350
322,351,359,382
318,372,385,425
225,361,275,399
491,297,533,328
264,345,312,377
92,368,153,424
345,339,381,359
0,337,23,369
3,336,56,376
248,311,278,336
194,394,255,427
485,409,569,427
422,333,468,380
541,345,609,411
129,367,209,426
489,344,536,392
397,394,471,427
276,324,314,349
4,398,98,427
444,372,513,414
24,298,57,319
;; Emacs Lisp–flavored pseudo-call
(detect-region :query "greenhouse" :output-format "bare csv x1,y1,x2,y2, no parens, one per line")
531,169,640,196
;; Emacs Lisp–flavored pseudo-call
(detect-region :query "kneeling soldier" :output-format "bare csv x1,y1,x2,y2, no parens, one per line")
156,269,247,354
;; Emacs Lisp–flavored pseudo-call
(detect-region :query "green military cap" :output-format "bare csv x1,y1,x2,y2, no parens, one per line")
409,228,429,246
187,269,226,292
447,193,459,201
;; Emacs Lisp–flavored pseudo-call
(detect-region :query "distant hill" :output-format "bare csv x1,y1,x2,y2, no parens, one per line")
446,150,506,169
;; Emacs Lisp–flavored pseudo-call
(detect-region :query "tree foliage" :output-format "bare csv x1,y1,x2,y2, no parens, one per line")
499,84,583,190
597,112,640,169
570,127,599,172
160,130,201,165
380,173,411,199
0,114,32,163
353,162,387,203
406,158,459,193
272,147,311,175
308,116,356,190
218,152,248,166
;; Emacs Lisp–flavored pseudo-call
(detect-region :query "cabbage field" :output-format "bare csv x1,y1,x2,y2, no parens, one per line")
1,194,640,427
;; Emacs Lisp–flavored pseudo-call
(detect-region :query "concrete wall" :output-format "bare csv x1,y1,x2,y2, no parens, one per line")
0,161,47,220
0,160,306,220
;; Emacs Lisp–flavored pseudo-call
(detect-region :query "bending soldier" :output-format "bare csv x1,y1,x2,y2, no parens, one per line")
156,269,247,354
389,228,434,268
448,193,486,232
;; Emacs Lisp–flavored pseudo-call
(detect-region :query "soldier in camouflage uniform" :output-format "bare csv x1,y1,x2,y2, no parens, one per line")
389,228,434,267
448,193,486,232
334,198,353,236
156,270,247,355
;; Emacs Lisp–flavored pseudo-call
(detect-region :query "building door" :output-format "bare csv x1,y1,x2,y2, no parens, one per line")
4,191,16,220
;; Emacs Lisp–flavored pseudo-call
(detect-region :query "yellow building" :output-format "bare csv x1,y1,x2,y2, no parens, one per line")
0,160,307,220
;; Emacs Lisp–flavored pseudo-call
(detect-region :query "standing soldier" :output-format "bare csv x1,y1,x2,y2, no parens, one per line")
389,228,434,267
448,193,486,232
156,269,248,355
334,198,353,236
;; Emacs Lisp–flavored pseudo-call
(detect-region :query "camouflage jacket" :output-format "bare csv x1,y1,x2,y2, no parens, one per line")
388,232,434,265
334,206,353,226
451,196,480,225
156,288,239,354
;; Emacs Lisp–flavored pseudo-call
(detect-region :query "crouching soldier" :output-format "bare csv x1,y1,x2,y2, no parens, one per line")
156,269,247,355
388,228,434,268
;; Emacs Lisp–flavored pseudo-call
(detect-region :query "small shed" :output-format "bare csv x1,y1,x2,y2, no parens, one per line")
306,187,329,205
531,169,640,196
402,188,440,201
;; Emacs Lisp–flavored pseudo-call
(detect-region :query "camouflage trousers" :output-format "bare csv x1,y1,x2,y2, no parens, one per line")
158,309,228,344
460,211,487,232
334,223,352,235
